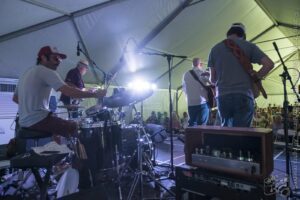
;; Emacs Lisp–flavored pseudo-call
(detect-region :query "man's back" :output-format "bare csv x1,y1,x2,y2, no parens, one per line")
208,38,266,98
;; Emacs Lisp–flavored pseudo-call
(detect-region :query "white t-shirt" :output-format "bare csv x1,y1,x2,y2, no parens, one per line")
15,65,65,127
182,67,209,106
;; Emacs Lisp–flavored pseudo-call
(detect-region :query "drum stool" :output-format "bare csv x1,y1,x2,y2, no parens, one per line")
18,128,52,148
10,128,60,200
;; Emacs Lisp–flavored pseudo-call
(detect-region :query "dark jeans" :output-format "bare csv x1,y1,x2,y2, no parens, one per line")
217,94,254,127
188,103,210,126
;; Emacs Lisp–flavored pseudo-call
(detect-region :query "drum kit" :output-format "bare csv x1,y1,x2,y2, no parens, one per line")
61,88,156,192
0,88,158,199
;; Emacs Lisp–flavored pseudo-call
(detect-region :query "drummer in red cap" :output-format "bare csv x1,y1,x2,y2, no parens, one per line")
13,45,106,138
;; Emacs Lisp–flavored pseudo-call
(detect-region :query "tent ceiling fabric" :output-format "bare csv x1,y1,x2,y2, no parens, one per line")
0,0,299,104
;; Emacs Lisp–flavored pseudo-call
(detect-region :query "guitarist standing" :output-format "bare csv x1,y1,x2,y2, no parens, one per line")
207,23,274,127
182,58,211,126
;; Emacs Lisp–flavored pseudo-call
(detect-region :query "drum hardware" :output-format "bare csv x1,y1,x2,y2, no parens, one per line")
122,123,174,200
114,144,123,200
125,124,149,200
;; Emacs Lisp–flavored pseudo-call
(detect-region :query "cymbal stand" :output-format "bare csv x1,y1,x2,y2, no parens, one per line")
126,125,175,199
114,144,123,200
126,124,144,200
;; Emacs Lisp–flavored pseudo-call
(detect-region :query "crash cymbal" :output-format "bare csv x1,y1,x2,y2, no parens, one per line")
57,105,84,109
102,89,153,108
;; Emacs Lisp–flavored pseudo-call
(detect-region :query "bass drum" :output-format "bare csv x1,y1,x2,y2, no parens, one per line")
121,124,153,169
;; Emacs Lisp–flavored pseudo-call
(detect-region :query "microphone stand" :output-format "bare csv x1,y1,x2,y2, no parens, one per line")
273,42,300,199
141,51,187,178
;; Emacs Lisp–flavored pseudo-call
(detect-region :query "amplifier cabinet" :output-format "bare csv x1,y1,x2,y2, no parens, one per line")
175,165,275,200
185,126,273,181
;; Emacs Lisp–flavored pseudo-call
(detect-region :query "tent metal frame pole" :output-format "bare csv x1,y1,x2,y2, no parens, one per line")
250,25,276,43
154,59,187,82
266,50,299,77
135,0,193,50
187,0,206,7
21,0,71,16
0,0,125,43
278,22,300,30
254,0,278,26
255,34,300,45
108,0,193,86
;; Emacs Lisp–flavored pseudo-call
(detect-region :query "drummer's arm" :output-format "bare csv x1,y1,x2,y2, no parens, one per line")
65,82,95,92
58,84,106,99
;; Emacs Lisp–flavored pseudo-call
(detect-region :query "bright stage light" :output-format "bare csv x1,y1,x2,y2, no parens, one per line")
127,79,156,92
151,83,157,90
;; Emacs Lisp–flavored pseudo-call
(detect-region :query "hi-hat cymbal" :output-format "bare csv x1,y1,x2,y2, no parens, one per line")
57,105,84,109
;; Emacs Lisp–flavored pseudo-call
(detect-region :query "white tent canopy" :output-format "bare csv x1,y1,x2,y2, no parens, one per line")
0,0,300,108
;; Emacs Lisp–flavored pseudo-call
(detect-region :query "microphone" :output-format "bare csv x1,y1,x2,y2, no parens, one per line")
76,41,80,56
272,42,279,52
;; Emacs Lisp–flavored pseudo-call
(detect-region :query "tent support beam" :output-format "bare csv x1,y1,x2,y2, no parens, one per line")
249,25,276,42
266,49,299,77
187,0,206,7
254,0,278,26
110,0,192,81
136,0,193,49
21,0,71,16
0,0,125,43
255,34,300,45
277,22,300,30
153,59,186,82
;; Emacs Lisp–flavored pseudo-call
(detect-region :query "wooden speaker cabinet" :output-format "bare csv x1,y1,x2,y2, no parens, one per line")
185,125,273,182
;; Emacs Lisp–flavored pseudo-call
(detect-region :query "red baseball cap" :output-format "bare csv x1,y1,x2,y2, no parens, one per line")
37,46,67,59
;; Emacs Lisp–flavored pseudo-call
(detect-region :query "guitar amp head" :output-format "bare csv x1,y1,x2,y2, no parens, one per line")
185,126,273,182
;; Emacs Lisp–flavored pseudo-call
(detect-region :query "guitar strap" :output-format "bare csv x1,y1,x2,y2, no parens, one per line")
189,70,207,89
223,39,267,99
189,70,216,108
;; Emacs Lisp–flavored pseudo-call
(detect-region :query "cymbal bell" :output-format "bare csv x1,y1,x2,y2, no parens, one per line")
57,105,84,109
